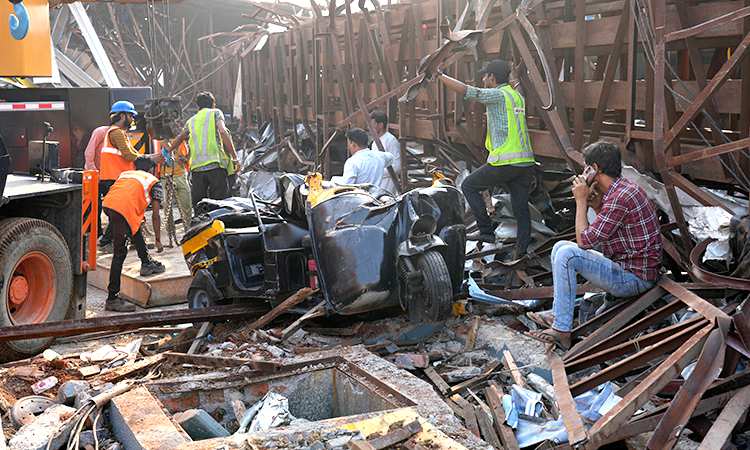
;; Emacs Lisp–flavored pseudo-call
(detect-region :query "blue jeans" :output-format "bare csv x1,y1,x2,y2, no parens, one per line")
551,241,654,332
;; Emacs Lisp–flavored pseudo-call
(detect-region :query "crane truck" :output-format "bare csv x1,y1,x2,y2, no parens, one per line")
0,0,176,361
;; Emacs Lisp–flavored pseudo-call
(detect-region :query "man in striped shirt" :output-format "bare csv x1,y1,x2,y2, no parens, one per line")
526,141,662,350
436,60,536,258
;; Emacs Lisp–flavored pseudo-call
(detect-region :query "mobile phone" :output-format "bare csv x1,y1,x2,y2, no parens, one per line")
583,166,597,187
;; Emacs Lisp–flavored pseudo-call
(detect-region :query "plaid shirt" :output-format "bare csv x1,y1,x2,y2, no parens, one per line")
465,84,534,167
580,176,662,281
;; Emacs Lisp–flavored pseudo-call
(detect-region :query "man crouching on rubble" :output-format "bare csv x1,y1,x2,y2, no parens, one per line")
525,140,662,350
102,157,165,312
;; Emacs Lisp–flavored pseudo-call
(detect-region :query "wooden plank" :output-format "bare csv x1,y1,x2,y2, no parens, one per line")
486,382,521,450
367,419,422,449
462,403,480,438
464,316,481,352
96,354,166,383
502,350,527,389
475,405,503,449
188,322,212,355
424,366,450,395
350,441,378,450
549,350,588,446
281,300,327,339
239,288,315,339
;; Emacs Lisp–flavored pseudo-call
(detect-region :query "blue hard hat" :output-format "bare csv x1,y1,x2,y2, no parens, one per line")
109,100,138,116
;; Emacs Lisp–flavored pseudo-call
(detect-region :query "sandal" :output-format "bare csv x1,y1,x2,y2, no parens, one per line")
524,329,570,351
526,312,555,329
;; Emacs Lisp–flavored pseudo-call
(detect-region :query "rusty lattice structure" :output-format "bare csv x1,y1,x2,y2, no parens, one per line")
197,0,749,226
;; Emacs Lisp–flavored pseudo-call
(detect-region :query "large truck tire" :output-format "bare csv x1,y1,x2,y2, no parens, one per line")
0,218,73,362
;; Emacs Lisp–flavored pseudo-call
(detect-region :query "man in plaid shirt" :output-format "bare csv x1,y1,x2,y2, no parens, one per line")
526,141,662,350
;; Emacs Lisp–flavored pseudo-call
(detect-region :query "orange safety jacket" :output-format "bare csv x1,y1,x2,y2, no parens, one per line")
102,170,159,235
100,125,135,181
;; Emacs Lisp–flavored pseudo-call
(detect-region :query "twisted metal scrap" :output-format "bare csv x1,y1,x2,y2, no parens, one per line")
398,17,483,103
515,0,555,110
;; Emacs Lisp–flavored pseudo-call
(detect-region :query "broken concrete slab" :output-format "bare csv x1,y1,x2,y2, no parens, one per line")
8,404,76,450
110,386,190,450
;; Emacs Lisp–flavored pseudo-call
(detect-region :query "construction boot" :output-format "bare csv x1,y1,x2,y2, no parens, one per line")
140,258,166,276
105,296,136,312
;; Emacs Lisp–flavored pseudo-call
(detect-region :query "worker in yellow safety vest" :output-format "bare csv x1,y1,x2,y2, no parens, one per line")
435,59,537,259
167,91,240,210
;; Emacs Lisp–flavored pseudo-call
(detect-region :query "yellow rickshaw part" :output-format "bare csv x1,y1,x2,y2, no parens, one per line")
182,220,225,256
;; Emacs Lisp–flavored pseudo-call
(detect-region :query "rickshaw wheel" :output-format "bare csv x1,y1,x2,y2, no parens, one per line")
188,287,213,309
414,250,453,321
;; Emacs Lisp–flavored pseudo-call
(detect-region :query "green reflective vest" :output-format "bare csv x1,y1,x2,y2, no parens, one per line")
486,85,535,166
188,108,230,171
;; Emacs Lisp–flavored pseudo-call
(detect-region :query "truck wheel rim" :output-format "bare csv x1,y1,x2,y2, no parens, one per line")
7,252,56,325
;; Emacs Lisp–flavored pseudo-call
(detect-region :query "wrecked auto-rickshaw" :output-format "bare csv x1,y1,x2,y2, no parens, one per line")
180,173,466,321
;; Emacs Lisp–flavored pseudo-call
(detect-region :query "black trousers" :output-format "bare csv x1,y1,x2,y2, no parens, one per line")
461,163,534,253
98,180,115,240
191,167,229,209
105,208,150,300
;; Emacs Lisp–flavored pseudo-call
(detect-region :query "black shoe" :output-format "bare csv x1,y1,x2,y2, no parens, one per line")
140,258,166,276
98,242,113,253
467,231,496,242
105,296,136,312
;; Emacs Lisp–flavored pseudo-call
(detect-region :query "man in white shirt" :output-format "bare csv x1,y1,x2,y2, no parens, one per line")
369,110,401,193
332,128,393,186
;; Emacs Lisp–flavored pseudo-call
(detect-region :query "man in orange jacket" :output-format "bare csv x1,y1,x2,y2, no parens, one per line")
98,101,165,252
102,157,166,312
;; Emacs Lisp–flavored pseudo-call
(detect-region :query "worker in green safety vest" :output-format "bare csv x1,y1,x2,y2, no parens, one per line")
167,91,240,209
435,59,536,259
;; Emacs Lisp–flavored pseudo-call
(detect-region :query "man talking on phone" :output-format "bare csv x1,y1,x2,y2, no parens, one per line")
525,140,662,350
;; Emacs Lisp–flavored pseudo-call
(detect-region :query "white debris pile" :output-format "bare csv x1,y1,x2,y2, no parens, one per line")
688,207,734,262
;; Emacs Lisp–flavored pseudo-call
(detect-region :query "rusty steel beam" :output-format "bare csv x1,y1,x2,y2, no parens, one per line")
659,277,731,323
567,295,686,365
668,137,750,167
647,323,729,449
565,318,708,375
588,0,630,144
586,324,713,448
549,349,588,446
0,304,269,342
696,385,750,450
691,238,750,290
564,285,666,361
550,390,739,450
569,320,706,397
667,5,750,42
663,29,750,151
